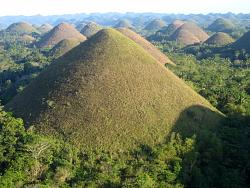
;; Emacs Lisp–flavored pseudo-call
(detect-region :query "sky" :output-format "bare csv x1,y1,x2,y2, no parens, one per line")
0,0,249,16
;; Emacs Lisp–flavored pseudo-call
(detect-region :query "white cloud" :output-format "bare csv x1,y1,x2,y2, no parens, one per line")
0,0,249,16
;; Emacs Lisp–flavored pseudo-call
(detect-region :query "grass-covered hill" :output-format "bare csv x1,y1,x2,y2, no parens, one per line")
49,38,82,58
17,34,35,44
5,22,39,34
231,31,250,53
158,20,185,36
117,27,174,65
144,19,166,31
114,19,133,28
36,22,86,48
37,23,53,34
170,22,209,45
80,22,102,38
207,18,235,33
204,32,234,46
6,28,221,152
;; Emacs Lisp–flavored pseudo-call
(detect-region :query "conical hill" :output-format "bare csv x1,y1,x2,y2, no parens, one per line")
6,22,39,34
80,22,102,38
204,32,234,46
6,29,221,152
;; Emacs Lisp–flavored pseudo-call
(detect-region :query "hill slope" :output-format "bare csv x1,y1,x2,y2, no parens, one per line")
170,22,209,45
207,18,235,33
6,29,221,152
144,19,166,31
6,22,39,34
36,22,86,48
204,32,234,46
117,28,174,65
49,38,82,58
80,22,102,38
231,31,250,52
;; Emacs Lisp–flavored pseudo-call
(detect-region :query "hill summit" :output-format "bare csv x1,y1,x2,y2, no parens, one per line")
114,19,133,28
204,32,234,46
6,22,39,34
7,28,221,152
80,22,102,38
170,22,209,45
207,18,235,33
36,22,86,48
144,19,166,31
158,20,185,36
38,23,53,34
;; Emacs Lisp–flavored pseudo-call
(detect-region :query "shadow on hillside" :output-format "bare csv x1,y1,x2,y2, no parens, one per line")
131,105,250,188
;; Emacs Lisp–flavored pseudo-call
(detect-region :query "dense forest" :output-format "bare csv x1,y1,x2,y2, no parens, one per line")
0,12,250,187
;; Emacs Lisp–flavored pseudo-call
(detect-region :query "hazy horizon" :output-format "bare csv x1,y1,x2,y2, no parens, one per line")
0,0,250,16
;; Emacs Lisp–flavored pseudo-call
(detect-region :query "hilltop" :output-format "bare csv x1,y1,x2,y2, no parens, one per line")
170,22,209,45
158,20,185,36
144,19,166,31
204,32,234,46
6,29,221,152
49,38,82,58
114,19,133,28
231,31,250,52
80,22,102,38
207,18,235,33
6,22,39,34
117,28,174,65
36,22,86,48
37,23,53,34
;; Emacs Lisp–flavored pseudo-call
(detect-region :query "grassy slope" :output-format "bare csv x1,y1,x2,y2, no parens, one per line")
144,19,166,31
208,18,235,32
204,32,234,45
37,23,86,48
49,38,81,58
231,31,250,52
117,28,175,65
7,29,221,152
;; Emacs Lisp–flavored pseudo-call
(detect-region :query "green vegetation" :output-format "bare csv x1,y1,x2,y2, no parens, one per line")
204,32,234,46
207,18,235,33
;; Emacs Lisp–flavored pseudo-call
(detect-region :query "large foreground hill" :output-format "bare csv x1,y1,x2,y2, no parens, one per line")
7,29,221,152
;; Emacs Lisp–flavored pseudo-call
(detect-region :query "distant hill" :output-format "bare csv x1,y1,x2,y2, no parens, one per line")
204,32,234,46
114,19,133,28
37,24,53,34
80,22,102,38
17,34,35,44
158,20,185,36
7,28,221,152
49,38,82,58
6,22,39,34
117,28,174,65
76,22,87,31
144,19,166,31
170,22,209,45
231,31,250,52
36,22,86,48
207,18,235,33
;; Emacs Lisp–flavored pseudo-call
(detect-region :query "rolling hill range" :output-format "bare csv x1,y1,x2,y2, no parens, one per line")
204,32,234,46
144,19,166,31
6,22,39,34
6,28,221,152
117,28,174,65
36,22,86,48
80,22,102,38
170,22,209,45
207,18,235,33
49,38,82,58
231,31,250,52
